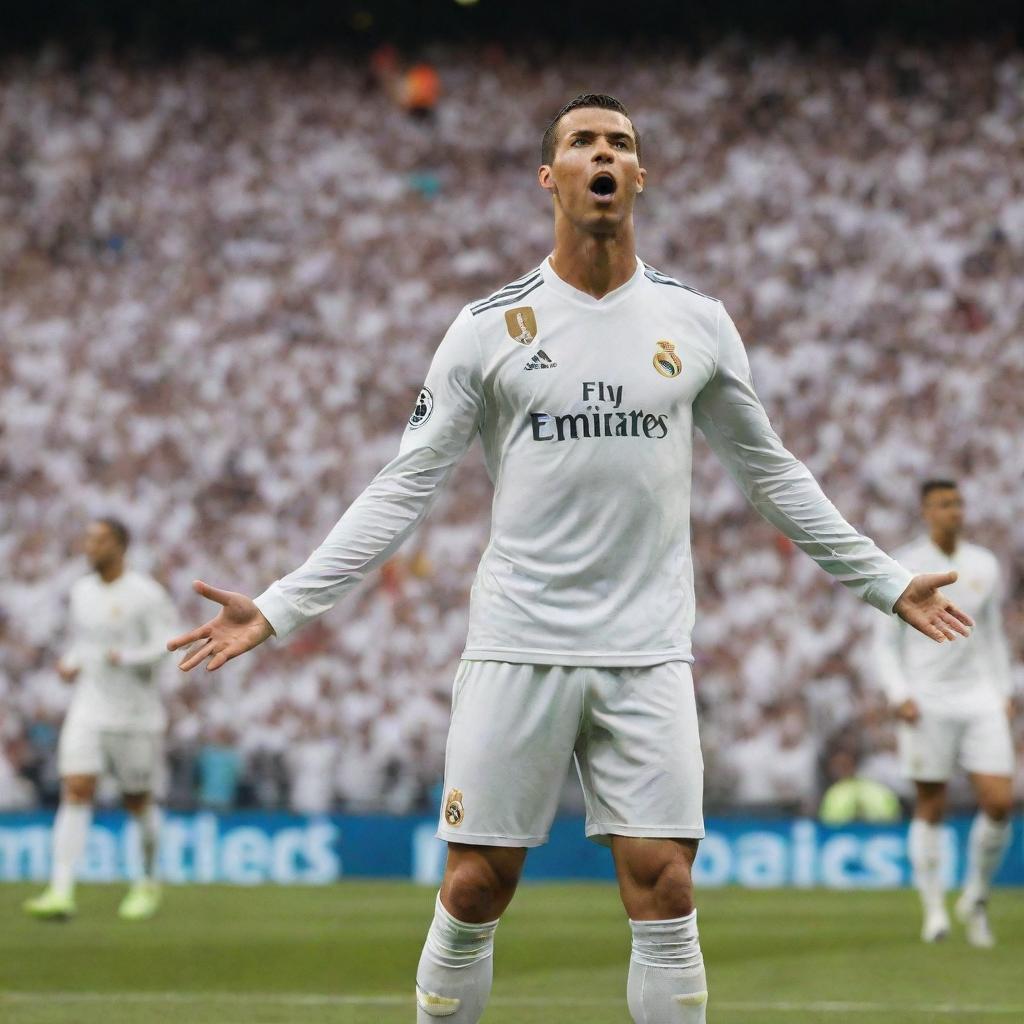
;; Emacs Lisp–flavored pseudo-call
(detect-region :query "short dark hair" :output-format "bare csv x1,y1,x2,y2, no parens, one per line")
95,516,130,550
541,93,640,166
920,479,958,501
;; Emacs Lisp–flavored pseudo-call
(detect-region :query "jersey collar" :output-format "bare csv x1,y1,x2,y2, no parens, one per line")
540,255,644,308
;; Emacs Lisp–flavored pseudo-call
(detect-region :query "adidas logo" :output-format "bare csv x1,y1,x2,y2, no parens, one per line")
524,350,557,371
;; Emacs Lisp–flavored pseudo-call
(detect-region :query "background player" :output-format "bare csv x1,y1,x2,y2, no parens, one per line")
24,518,176,922
875,480,1016,946
169,96,973,1023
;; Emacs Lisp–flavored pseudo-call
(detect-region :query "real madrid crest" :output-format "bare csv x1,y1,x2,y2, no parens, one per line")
504,306,538,346
652,340,682,378
444,788,465,827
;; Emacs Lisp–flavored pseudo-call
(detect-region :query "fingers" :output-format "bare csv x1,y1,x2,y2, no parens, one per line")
193,579,236,606
926,570,958,589
206,645,241,672
943,602,975,629
938,607,971,638
178,639,216,672
167,622,213,652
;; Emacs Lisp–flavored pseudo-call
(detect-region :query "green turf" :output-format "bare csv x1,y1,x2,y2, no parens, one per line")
1,882,1021,1023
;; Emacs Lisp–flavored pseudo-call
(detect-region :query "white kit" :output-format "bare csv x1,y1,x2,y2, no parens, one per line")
875,537,1014,780
58,570,175,789
256,257,911,664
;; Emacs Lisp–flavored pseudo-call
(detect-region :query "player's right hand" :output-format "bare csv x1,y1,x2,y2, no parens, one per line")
895,698,920,724
56,661,79,684
167,580,275,673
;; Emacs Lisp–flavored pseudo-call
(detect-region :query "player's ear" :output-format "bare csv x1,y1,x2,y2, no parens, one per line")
538,165,556,195
635,166,647,194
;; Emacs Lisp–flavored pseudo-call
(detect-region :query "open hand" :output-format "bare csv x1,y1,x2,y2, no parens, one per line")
894,571,973,643
167,580,274,672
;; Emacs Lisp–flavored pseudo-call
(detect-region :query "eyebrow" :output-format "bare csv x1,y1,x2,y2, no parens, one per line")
567,129,635,145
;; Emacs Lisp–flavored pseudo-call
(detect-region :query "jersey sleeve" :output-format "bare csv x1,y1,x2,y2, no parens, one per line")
60,583,87,671
116,582,179,670
693,306,913,614
254,307,483,638
980,561,1014,697
871,606,910,703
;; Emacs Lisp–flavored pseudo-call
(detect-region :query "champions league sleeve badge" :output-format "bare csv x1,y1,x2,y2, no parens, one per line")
408,386,434,429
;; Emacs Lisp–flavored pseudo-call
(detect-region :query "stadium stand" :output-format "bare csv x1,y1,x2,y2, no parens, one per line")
2,40,1022,811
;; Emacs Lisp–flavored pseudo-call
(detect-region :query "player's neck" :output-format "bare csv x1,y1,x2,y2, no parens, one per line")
930,530,958,557
549,221,637,300
97,560,125,584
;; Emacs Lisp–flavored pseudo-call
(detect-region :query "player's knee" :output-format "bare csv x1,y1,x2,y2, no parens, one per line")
981,799,1012,823
443,865,515,923
652,860,695,919
122,793,149,815
63,777,95,804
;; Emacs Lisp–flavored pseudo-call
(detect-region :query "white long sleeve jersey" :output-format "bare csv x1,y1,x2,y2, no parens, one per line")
63,569,175,731
873,537,1013,710
255,257,912,666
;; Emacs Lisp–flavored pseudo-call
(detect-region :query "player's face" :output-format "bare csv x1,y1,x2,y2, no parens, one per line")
84,521,123,571
539,108,645,235
922,488,964,537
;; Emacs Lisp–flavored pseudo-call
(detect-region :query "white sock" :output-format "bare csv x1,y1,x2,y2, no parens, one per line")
136,803,162,882
51,802,93,898
415,894,498,1022
908,819,945,915
628,910,708,1024
963,813,1010,905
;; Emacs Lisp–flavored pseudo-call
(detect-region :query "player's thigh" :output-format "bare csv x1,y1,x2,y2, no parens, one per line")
899,708,959,783
102,731,161,796
436,660,583,847
57,715,103,784
960,708,1014,780
577,661,704,846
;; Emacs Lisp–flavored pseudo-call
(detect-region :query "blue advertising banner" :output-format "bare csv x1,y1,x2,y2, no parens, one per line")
0,812,1020,887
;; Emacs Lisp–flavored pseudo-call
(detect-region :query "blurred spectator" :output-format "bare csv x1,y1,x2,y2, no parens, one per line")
819,750,902,825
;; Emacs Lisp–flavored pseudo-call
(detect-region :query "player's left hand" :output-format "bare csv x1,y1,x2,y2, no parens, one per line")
894,571,974,643
106,650,121,666
167,580,274,673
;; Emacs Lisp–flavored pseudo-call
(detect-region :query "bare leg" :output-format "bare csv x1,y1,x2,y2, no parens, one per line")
613,836,707,1023
416,843,526,1022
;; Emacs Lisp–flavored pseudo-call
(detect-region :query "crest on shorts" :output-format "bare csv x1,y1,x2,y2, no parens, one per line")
445,788,465,827
505,307,537,346
652,340,682,378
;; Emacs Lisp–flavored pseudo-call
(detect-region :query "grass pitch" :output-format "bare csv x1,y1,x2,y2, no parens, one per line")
1,882,1021,1023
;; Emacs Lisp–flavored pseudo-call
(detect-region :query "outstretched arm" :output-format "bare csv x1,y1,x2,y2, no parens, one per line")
693,306,972,643
169,308,484,672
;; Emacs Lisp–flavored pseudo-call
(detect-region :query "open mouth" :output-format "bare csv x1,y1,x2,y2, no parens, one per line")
589,172,617,199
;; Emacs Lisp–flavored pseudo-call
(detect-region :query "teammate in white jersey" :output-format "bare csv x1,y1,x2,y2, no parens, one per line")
170,95,973,1024
24,518,175,922
874,480,1015,947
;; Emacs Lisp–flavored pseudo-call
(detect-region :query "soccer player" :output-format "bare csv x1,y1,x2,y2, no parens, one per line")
875,480,1015,947
24,518,175,922
169,95,973,1023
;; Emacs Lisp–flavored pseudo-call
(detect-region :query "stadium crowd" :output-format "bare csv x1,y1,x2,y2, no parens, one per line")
2,39,1023,814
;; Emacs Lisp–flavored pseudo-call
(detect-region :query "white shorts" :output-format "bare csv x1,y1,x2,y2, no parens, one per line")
436,660,704,848
57,717,162,794
899,705,1014,782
